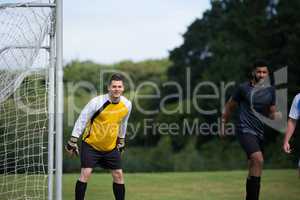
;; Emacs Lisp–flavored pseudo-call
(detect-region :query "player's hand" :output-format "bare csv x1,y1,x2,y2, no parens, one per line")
117,137,125,153
65,136,79,157
283,141,292,154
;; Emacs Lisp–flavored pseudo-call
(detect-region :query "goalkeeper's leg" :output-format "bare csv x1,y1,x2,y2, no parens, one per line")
75,168,93,200
112,169,125,200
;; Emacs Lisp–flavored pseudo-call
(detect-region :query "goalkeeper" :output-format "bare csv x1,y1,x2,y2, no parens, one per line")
65,74,132,200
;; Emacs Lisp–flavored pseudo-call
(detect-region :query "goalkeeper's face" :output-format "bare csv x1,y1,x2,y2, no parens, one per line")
108,80,124,98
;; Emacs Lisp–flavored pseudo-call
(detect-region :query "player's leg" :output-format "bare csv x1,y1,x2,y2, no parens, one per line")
238,133,263,200
76,142,97,200
249,151,264,177
100,148,125,200
247,151,263,200
111,169,125,200
75,167,93,200
112,169,124,184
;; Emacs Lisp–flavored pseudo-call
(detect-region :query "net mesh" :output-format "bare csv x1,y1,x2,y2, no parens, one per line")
0,1,53,199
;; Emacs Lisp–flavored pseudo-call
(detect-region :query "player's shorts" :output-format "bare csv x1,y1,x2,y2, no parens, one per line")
80,141,122,169
237,132,264,159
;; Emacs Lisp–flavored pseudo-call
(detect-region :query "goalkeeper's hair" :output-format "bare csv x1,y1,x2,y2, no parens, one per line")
109,73,124,85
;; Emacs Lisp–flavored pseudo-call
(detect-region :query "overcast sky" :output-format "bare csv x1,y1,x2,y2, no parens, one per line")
63,0,211,64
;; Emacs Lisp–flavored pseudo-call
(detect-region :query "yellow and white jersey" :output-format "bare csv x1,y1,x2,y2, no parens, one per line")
71,94,132,152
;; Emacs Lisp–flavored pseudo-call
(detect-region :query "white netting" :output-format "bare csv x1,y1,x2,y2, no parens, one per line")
0,1,53,199
0,0,52,102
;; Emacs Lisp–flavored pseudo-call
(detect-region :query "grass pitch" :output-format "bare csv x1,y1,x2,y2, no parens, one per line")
63,169,300,200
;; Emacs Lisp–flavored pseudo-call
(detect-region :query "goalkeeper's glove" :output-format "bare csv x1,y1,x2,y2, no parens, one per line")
65,136,79,157
117,137,125,153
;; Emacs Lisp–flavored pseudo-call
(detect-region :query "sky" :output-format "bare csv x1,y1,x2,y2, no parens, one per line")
63,0,211,64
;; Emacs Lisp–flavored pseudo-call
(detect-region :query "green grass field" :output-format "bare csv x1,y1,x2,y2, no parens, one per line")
63,169,300,200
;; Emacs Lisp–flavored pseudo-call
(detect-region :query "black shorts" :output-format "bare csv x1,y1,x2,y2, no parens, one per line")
80,142,122,169
237,133,264,159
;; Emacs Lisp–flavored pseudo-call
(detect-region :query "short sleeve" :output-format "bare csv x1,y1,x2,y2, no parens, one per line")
289,94,300,120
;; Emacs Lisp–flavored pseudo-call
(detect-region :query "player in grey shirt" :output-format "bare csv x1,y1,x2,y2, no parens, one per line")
221,60,280,200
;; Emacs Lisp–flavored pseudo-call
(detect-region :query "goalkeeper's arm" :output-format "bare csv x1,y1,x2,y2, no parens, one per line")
66,97,99,156
117,101,132,152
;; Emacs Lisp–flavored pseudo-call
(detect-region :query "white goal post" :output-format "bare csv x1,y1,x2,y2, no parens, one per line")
0,1,63,200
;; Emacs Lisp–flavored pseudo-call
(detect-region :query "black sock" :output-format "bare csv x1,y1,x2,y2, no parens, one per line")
75,180,87,200
113,182,125,200
246,177,251,200
246,176,261,200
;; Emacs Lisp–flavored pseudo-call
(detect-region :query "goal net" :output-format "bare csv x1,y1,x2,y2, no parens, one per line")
0,1,53,199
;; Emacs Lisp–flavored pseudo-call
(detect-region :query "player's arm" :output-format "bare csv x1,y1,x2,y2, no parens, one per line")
283,118,297,154
222,97,238,123
221,84,241,137
221,97,238,137
283,95,299,154
65,97,99,156
117,102,132,152
268,87,282,120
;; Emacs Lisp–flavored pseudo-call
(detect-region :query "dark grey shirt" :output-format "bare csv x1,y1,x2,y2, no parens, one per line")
232,81,275,139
